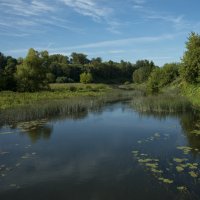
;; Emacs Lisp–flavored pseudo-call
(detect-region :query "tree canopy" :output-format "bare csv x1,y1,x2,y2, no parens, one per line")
181,32,200,84
15,48,48,92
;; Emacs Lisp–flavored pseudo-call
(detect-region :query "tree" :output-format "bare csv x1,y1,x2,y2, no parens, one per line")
70,53,89,65
80,72,93,84
161,63,180,86
0,53,17,91
15,48,48,92
147,68,163,93
132,60,156,83
181,32,200,84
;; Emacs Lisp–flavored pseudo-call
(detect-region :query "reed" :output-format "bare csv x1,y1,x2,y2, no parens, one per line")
131,93,192,113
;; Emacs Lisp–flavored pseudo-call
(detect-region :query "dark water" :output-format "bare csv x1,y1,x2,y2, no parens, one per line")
0,101,200,200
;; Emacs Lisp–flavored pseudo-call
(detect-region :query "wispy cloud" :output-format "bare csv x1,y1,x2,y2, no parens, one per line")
0,0,55,16
5,33,178,55
59,33,177,50
60,0,112,20
60,0,124,34
131,1,191,31
0,0,85,36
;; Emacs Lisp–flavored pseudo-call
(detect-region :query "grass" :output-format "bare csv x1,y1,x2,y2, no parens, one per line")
0,83,111,110
131,92,192,113
0,88,136,126
181,83,200,108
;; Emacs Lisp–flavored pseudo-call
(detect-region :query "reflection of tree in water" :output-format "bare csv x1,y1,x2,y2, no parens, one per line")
135,110,181,121
131,107,200,156
24,124,53,143
180,112,200,153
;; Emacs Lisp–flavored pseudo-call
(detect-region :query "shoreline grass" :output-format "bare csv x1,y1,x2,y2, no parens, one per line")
181,83,200,109
0,83,111,110
0,89,135,126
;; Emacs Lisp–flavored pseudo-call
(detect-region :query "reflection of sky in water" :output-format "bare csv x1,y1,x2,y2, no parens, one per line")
0,102,200,200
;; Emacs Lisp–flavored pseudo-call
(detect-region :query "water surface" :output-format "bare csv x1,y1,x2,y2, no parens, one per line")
0,101,200,200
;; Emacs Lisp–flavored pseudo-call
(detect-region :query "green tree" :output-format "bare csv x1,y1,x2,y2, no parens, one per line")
161,63,180,86
0,53,17,91
147,68,162,93
15,48,48,92
181,32,200,83
80,72,93,84
133,60,156,83
71,53,89,65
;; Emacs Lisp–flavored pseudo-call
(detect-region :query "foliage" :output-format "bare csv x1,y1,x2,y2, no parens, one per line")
56,76,74,83
0,83,111,110
132,60,156,83
181,32,200,84
147,63,180,93
147,68,162,93
70,52,89,65
181,83,200,108
15,48,48,92
0,52,17,91
80,72,93,84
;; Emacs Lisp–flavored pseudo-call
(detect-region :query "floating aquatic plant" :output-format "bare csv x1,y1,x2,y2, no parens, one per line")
158,177,173,184
176,166,184,172
173,158,188,163
176,146,192,154
177,186,187,192
190,130,200,136
189,171,198,178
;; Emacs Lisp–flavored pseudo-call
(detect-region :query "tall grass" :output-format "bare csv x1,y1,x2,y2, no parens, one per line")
131,93,192,113
0,83,110,110
181,83,200,108
0,89,135,126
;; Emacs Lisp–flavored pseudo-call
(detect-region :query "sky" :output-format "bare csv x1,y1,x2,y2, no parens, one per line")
0,0,200,66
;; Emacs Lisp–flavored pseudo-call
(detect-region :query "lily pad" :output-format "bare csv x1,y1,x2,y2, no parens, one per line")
173,158,188,163
176,166,184,172
189,171,198,178
177,186,187,192
158,177,173,184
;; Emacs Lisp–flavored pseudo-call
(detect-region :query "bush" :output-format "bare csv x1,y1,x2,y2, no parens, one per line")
80,72,93,84
69,85,76,92
56,77,74,83
147,68,162,94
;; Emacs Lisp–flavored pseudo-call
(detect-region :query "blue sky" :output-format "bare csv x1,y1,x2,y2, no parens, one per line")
0,0,200,66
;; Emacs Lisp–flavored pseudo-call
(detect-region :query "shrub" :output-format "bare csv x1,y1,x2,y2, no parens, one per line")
56,77,74,83
80,72,93,84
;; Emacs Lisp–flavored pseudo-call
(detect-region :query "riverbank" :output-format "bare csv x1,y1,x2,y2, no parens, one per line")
120,82,200,111
0,83,111,110
1,82,199,111
181,83,200,109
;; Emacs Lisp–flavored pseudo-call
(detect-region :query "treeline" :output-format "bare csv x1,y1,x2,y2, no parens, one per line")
0,32,199,92
0,48,157,91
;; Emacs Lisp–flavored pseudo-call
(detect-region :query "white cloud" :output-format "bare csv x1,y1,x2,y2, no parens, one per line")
60,34,176,50
4,33,178,55
131,2,191,31
0,0,85,36
0,0,55,16
60,0,112,20
60,0,124,34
